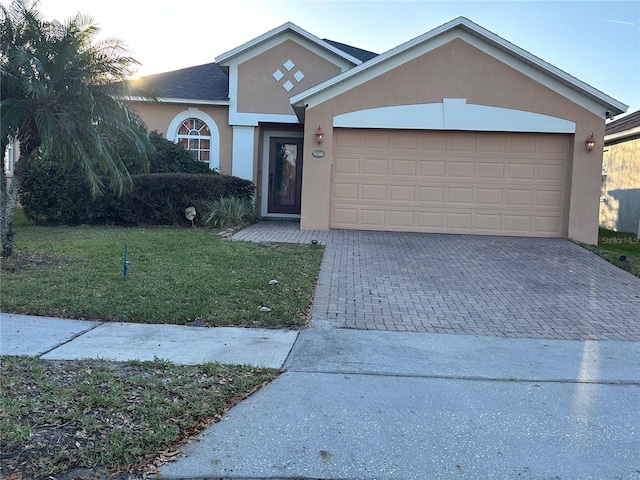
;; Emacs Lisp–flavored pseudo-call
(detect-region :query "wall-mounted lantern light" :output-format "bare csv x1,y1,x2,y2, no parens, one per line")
585,133,596,152
315,126,324,144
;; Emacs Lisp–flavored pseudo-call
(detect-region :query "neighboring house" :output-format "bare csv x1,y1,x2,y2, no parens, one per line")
3,142,15,177
600,110,640,236
3,138,18,189
129,16,627,244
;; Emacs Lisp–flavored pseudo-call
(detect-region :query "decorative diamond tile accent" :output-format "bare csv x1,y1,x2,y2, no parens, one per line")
282,80,294,92
272,60,304,92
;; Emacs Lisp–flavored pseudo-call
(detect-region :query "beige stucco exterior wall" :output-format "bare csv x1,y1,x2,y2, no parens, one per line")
237,39,342,115
300,38,605,244
128,101,233,174
600,136,640,234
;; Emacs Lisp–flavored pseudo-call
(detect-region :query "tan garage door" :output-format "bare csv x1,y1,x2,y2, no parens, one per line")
331,129,571,237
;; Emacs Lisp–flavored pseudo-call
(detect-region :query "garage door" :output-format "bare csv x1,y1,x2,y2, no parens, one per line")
331,129,571,237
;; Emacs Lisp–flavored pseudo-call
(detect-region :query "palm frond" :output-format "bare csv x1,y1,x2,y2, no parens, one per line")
1,0,155,195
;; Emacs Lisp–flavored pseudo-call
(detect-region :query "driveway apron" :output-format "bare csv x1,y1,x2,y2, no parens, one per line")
234,222,640,340
158,223,640,480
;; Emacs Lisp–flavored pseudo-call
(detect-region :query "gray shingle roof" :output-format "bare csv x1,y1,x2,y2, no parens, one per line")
133,40,376,102
606,110,640,136
136,63,229,101
323,39,378,62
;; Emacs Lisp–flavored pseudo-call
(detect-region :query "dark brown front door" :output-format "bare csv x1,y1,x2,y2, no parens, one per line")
268,137,303,214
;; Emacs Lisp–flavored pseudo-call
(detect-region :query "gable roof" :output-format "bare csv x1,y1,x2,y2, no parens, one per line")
129,25,376,104
291,16,627,117
133,63,229,103
605,109,640,143
131,42,372,104
606,110,640,136
215,22,364,66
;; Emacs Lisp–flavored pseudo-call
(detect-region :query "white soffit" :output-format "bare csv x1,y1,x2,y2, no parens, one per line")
124,96,229,106
127,96,229,106
220,32,354,72
291,17,627,117
216,22,362,67
334,99,577,133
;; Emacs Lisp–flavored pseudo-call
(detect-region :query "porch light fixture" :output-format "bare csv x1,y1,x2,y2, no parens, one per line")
585,133,596,152
315,126,324,144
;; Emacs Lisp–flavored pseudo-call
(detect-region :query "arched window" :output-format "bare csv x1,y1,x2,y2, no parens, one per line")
176,118,211,162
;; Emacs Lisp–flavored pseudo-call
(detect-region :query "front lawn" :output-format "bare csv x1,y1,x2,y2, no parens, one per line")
582,228,640,278
0,355,280,479
0,223,324,327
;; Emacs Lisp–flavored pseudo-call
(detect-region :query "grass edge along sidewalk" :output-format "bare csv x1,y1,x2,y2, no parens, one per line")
580,228,640,278
0,224,324,328
0,356,281,480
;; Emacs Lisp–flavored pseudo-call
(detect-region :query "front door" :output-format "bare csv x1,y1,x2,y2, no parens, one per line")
268,137,304,214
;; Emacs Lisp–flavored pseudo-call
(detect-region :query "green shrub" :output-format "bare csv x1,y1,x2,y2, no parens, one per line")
20,159,116,224
203,197,256,228
124,131,216,174
19,132,241,225
115,174,255,226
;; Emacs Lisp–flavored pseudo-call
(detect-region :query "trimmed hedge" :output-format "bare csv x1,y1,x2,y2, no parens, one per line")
20,168,254,226
20,132,254,226
20,161,116,225
115,173,254,226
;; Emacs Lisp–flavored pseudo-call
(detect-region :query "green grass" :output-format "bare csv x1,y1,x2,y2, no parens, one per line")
581,228,640,278
13,207,34,227
0,223,324,327
0,355,280,479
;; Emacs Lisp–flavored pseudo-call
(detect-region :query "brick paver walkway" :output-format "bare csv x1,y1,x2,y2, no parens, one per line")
233,222,640,341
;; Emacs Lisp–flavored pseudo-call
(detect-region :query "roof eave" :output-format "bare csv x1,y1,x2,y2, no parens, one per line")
454,19,627,116
605,126,640,143
215,22,362,67
291,16,628,116
126,96,230,106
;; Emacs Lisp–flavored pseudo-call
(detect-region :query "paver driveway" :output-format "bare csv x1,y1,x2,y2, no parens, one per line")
234,223,640,340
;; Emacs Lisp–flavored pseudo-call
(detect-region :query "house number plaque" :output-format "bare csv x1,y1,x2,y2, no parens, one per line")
311,149,326,158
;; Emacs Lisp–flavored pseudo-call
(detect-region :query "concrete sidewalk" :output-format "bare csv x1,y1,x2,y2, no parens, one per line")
159,328,640,480
0,313,298,368
3,224,640,479
2,313,639,479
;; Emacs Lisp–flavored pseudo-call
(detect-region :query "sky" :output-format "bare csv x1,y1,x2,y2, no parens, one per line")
32,0,640,116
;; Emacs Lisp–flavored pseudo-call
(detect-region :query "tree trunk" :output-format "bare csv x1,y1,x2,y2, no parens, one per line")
2,134,35,258
1,168,21,258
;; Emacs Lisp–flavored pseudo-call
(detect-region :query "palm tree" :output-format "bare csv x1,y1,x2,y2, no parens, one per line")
0,0,153,256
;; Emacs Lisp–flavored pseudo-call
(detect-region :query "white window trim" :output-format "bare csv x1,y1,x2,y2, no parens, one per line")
167,109,220,170
177,119,212,163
